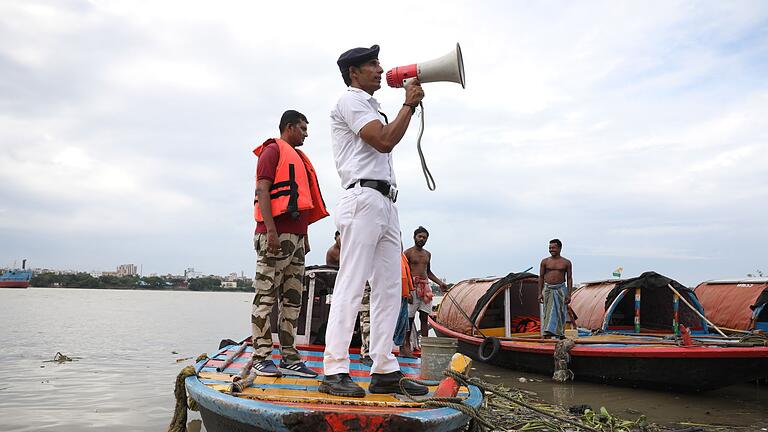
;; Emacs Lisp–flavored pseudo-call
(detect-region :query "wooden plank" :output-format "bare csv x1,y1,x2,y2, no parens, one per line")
231,390,426,407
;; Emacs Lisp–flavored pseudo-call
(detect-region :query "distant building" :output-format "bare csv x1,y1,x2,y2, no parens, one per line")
116,264,138,277
184,267,202,280
221,281,237,289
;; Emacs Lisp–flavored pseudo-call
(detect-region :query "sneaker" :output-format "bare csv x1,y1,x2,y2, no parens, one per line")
369,370,428,396
318,373,365,398
252,359,282,377
359,356,373,367
279,361,318,378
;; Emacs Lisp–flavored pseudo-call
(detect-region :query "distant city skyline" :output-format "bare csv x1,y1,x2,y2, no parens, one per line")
0,260,246,278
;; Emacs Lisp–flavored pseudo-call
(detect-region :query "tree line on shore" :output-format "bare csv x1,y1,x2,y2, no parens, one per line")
30,272,253,292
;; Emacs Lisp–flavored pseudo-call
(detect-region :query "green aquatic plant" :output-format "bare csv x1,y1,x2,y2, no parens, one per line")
581,406,652,432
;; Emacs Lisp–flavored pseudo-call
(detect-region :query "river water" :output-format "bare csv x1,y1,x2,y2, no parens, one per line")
0,288,766,431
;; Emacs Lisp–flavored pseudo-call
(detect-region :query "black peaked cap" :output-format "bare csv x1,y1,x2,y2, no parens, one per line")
337,45,380,72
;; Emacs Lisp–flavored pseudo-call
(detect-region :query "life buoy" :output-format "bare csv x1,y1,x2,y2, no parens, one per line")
477,336,501,362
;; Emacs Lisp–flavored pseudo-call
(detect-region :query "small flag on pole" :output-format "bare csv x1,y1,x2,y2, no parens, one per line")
612,266,623,278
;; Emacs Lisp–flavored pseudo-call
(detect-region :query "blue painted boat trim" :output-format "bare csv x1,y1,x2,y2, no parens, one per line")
682,295,709,331
603,289,627,331
186,375,304,432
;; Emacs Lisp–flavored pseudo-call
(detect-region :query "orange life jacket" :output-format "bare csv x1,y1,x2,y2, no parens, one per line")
510,315,541,333
401,254,414,298
253,138,329,225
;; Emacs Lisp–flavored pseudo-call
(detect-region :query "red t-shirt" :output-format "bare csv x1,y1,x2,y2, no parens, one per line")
255,142,309,235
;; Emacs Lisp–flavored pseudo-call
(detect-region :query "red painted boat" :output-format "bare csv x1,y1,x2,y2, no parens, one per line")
431,271,768,392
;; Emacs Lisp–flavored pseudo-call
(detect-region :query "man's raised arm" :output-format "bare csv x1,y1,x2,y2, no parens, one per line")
359,81,424,153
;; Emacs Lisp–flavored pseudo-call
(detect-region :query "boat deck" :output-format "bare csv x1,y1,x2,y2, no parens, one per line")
197,345,470,408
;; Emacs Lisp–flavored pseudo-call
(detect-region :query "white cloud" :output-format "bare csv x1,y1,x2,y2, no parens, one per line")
106,58,229,93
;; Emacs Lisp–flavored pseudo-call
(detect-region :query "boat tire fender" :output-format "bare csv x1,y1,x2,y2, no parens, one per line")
477,336,500,362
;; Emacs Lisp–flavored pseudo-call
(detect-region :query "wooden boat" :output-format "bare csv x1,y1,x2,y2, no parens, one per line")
694,278,768,332
184,265,482,432
186,343,481,432
431,271,768,392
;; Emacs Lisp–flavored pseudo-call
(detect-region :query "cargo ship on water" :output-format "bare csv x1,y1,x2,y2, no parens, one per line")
1,259,32,288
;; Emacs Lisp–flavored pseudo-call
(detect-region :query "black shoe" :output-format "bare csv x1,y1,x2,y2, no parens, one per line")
318,373,365,398
359,356,373,367
369,371,429,396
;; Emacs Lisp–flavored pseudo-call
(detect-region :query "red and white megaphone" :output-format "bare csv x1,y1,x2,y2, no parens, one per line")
386,43,465,89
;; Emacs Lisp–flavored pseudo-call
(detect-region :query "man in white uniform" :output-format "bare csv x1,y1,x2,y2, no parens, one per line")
319,44,429,397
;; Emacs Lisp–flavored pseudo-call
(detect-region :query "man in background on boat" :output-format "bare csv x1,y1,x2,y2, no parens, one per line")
251,109,328,378
325,230,341,267
319,44,428,398
404,225,448,356
538,238,573,339
359,252,415,367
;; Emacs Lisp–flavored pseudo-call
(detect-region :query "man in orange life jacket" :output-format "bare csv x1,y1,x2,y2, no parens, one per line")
250,110,328,378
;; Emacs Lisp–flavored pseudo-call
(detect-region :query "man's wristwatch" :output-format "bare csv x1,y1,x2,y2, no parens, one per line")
403,103,418,114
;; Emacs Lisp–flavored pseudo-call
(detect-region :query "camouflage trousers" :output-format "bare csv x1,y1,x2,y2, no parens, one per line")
358,283,371,358
251,232,305,364
359,284,409,357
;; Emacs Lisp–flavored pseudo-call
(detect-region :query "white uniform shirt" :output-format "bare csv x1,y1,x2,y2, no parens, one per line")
331,87,396,188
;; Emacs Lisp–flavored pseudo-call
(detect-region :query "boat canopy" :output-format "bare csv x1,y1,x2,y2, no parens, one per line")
436,272,539,337
694,279,768,331
571,271,707,333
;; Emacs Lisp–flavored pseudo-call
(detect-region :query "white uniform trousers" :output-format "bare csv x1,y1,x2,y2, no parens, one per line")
323,186,401,375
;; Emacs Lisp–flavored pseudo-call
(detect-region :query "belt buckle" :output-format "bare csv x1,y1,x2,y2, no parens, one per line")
387,186,398,202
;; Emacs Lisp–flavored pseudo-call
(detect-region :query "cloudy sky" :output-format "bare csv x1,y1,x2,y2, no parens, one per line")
1,1,766,286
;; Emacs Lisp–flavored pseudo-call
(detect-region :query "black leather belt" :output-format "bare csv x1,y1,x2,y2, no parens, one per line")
347,179,398,202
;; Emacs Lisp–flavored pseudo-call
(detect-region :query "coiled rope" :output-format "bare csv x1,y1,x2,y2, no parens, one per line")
553,338,576,382
399,369,601,432
167,353,207,432
396,373,492,432
739,332,768,346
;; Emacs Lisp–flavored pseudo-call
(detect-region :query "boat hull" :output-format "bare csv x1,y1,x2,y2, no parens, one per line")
0,281,30,288
432,319,768,392
193,386,481,432
1,269,32,288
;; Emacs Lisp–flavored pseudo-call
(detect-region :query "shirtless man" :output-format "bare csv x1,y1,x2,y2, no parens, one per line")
404,226,448,354
538,239,573,339
325,231,341,267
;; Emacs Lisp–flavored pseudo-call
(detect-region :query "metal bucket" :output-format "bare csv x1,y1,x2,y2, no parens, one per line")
419,337,458,380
